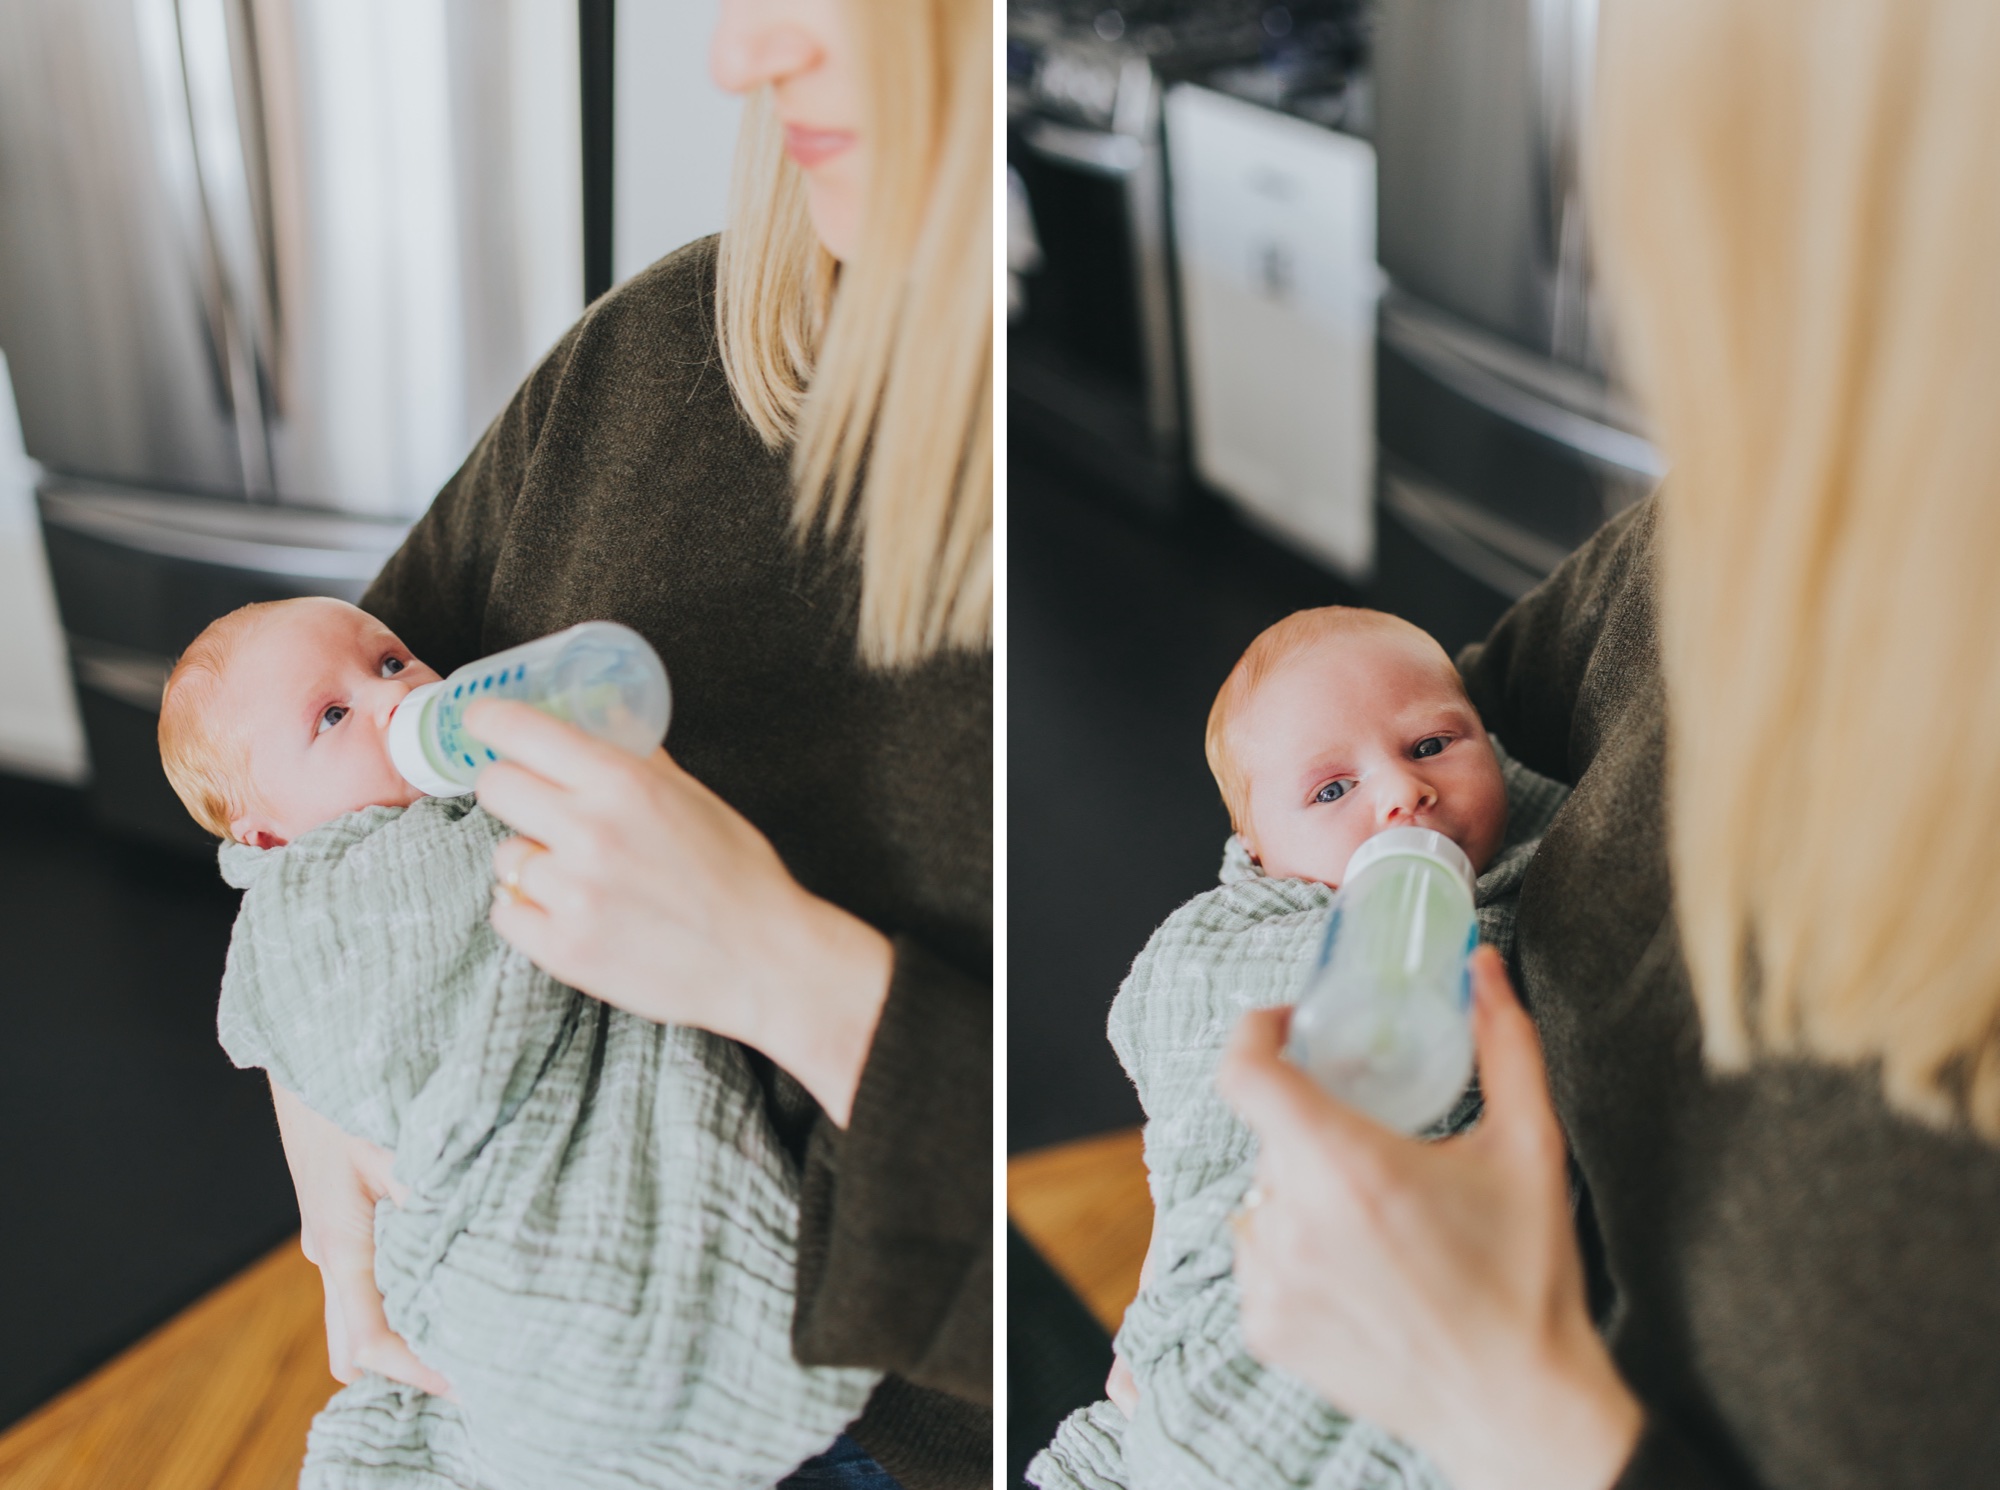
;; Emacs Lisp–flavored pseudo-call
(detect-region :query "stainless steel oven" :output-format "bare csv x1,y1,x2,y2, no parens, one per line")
1009,18,1181,510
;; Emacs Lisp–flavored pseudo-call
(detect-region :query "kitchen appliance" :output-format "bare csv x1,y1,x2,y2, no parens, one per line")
0,0,583,850
1371,0,1661,652
1007,0,1363,513
1165,79,1378,577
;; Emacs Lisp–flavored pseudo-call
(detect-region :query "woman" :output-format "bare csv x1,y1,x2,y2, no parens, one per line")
271,1,991,1486
1219,1,2000,1487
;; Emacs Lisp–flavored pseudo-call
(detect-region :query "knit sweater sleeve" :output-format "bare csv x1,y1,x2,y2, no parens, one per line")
792,937,992,1406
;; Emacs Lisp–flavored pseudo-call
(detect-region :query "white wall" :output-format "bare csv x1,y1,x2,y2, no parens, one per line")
0,352,86,783
613,0,741,284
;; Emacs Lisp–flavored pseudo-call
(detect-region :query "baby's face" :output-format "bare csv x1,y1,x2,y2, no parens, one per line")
1234,629,1507,887
218,599,443,847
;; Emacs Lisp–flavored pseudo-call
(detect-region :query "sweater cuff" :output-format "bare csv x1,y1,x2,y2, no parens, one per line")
1611,1414,1716,1490
793,935,992,1404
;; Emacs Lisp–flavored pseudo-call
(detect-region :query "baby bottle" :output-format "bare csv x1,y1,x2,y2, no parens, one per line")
1285,826,1479,1134
387,621,671,796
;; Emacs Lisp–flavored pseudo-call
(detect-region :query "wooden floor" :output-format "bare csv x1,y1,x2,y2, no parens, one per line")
0,1238,334,1490
1008,1126,1154,1333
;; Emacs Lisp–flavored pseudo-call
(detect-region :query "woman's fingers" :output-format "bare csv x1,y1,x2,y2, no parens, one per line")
474,756,593,851
1465,947,1566,1164
1217,1005,1395,1165
464,699,634,793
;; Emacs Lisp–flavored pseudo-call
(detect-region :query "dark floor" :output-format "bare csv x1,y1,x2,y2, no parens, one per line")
0,774,297,1430
1006,1223,1114,1488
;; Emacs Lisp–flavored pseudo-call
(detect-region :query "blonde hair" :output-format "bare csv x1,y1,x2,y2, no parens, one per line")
159,602,285,840
1597,0,2000,1131
716,0,992,669
1206,608,1456,833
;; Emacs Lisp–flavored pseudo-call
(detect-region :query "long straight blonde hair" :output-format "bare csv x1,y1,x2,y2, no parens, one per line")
715,0,992,669
1595,0,2000,1133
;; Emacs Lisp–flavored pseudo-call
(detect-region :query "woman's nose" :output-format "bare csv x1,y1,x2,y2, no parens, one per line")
709,0,820,95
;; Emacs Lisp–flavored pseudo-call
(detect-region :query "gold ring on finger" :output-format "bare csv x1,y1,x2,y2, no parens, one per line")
496,843,547,907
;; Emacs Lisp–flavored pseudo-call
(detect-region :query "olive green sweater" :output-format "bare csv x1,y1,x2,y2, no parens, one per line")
1460,498,2000,1489
361,237,990,1490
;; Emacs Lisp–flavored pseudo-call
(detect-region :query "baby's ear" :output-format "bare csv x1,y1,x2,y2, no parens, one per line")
230,818,287,850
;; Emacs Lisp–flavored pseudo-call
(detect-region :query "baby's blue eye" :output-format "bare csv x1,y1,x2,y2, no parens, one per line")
380,656,406,678
318,704,348,734
1413,736,1446,759
1314,779,1352,804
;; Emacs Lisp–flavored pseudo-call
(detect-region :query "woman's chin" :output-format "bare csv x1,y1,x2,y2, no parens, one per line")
804,181,862,264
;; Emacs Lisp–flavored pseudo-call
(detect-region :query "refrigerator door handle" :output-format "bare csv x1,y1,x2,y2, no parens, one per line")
168,0,282,496
1381,467,1573,602
1380,295,1665,481
1531,0,1599,364
39,488,408,584
220,0,293,419
132,0,237,430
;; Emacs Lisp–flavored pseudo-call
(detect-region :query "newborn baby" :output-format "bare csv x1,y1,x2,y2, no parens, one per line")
1204,605,1509,888
1031,606,1569,1490
160,597,878,1490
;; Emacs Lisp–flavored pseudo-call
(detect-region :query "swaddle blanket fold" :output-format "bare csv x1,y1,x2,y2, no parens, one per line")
217,796,879,1490
1029,743,1569,1490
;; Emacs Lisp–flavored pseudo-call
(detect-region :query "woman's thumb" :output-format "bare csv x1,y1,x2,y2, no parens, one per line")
1218,1004,1398,1157
1468,946,1564,1155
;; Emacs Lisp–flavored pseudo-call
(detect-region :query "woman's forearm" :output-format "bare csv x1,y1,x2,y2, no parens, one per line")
741,885,892,1128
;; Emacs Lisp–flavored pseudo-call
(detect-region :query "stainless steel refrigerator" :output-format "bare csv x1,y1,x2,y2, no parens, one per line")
1371,0,1662,653
0,0,581,849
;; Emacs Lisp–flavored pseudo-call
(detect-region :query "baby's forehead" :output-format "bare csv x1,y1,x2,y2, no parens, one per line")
206,602,367,708
241,598,370,657
1237,629,1468,759
1280,623,1463,693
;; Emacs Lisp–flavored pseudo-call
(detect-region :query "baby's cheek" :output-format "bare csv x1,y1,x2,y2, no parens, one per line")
1465,763,1511,870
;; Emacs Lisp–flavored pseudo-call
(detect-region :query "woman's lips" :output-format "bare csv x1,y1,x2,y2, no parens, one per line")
783,124,857,169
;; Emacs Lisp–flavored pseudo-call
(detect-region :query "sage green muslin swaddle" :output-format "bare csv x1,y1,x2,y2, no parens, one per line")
217,796,878,1490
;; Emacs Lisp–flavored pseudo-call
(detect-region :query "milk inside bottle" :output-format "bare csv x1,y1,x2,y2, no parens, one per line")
1285,826,1479,1133
387,621,671,796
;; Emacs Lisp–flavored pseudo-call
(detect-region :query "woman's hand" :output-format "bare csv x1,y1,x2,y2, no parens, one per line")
468,700,892,1127
1216,947,1641,1490
268,1082,452,1397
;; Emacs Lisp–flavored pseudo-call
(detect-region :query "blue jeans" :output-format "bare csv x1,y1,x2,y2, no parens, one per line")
778,1433,904,1488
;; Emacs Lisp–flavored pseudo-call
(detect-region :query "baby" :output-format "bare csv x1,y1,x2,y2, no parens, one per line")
160,597,438,847
160,597,878,1490
1203,605,1509,889
1030,605,1569,1490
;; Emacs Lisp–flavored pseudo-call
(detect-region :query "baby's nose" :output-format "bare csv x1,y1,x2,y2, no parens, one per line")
367,676,416,726
1378,767,1439,821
